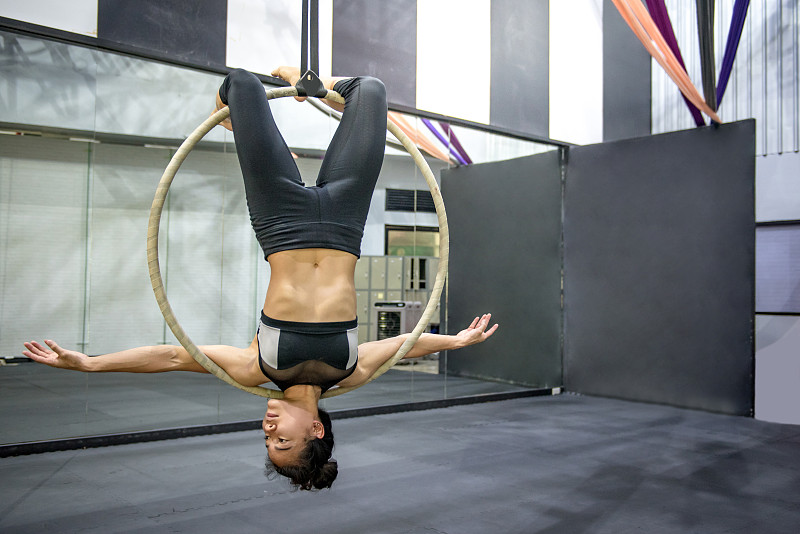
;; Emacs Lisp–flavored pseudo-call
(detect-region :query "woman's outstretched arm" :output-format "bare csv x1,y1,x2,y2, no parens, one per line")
23,340,198,373
22,339,265,386
338,314,498,388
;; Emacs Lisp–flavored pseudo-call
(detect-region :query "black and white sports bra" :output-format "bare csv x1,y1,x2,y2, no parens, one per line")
257,313,359,393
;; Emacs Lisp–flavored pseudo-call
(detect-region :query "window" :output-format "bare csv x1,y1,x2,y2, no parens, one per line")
756,223,800,314
385,189,436,213
385,225,440,257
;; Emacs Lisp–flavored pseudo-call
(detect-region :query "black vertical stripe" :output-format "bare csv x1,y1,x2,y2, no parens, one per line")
97,0,227,68
331,0,416,108
490,0,549,137
603,0,651,141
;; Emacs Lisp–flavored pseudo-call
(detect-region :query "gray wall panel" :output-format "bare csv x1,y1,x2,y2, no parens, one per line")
331,0,416,108
97,0,227,67
490,0,548,137
442,150,562,388
564,120,755,415
603,0,651,141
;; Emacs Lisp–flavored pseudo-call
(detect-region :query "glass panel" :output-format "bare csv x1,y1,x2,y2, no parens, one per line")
0,32,97,131
0,135,92,443
0,29,560,447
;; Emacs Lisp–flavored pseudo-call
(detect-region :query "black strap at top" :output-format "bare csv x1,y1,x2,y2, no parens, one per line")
695,0,717,111
296,0,327,98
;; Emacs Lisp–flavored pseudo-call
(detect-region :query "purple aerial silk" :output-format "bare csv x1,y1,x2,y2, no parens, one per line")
716,0,751,108
646,0,705,126
437,122,473,165
421,118,468,165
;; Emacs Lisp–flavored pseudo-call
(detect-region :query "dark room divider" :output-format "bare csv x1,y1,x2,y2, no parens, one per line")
442,120,755,415
442,150,564,389
564,120,755,415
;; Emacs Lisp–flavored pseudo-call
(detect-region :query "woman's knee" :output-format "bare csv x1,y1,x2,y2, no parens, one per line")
219,68,262,104
335,76,386,105
357,76,386,104
357,76,385,93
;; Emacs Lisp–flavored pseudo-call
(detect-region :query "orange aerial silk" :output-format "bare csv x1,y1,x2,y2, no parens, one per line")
612,0,722,124
388,111,452,163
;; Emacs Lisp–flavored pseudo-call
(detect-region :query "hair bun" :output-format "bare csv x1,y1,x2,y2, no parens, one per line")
312,460,338,490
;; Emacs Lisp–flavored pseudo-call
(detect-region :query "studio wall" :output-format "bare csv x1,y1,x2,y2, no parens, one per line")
441,150,563,388
443,121,756,416
563,120,756,415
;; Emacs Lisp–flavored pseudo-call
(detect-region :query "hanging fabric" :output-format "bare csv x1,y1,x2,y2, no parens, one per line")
421,119,468,165
716,0,751,108
438,122,473,165
646,0,705,126
611,0,721,123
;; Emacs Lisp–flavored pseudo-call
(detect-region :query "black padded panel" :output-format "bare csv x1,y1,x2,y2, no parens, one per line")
564,120,755,415
97,0,227,67
490,0,549,137
442,150,563,388
332,0,416,108
603,0,651,141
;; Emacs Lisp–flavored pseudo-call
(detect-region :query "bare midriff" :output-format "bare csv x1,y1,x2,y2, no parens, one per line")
263,248,357,323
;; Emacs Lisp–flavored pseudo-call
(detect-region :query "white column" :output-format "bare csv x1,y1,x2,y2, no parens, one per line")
226,0,333,77
549,0,604,145
416,0,491,124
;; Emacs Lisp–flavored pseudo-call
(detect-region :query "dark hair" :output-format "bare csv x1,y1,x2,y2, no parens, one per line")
264,409,337,491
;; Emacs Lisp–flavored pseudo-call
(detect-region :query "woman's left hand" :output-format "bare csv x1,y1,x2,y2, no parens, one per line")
455,314,499,347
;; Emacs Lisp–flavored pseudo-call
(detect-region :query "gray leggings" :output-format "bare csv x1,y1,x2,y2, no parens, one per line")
218,69,387,258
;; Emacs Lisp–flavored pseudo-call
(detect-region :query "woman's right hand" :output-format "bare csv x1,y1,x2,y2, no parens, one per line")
22,340,89,371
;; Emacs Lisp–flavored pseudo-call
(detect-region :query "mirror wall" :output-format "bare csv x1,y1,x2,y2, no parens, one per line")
0,29,557,445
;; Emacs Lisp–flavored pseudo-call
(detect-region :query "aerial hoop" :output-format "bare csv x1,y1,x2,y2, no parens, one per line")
147,86,449,399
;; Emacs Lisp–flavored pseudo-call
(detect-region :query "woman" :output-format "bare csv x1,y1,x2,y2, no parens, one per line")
22,67,498,491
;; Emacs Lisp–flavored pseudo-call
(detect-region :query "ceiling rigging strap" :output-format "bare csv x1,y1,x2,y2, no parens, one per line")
695,0,717,112
297,0,327,97
645,0,705,126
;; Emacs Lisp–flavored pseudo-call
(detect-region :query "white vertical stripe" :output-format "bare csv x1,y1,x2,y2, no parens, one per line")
1,0,98,37
549,0,604,145
318,0,333,78
416,0,491,124
226,0,297,76
226,0,333,78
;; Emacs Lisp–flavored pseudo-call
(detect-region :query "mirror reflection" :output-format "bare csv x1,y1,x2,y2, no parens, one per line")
0,30,554,448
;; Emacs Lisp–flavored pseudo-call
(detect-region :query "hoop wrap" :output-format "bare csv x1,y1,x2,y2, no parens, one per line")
147,86,449,399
